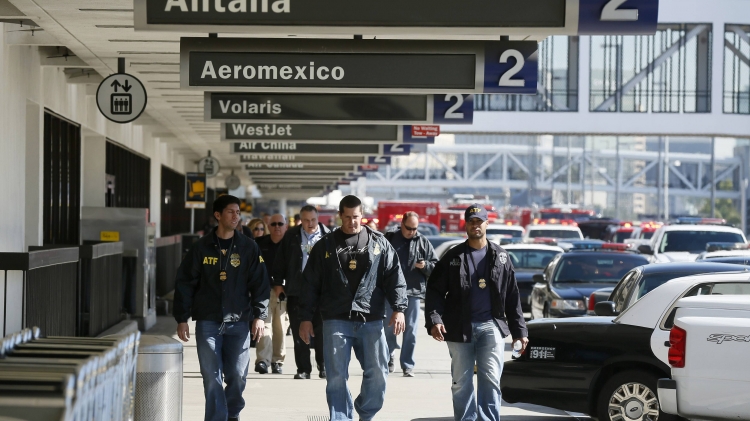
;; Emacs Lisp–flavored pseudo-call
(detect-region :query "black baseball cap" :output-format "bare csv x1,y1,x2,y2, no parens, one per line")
465,204,488,222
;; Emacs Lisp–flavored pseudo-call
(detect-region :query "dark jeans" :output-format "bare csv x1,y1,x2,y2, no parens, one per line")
288,295,324,374
195,320,251,421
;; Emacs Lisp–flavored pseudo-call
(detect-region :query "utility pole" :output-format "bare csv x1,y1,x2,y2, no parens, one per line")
710,137,716,217
664,137,670,220
567,137,572,204
615,137,621,218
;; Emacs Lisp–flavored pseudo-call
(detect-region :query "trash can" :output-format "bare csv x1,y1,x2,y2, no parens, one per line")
134,335,183,421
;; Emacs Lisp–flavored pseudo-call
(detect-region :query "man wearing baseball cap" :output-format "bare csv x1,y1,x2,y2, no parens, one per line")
425,204,528,421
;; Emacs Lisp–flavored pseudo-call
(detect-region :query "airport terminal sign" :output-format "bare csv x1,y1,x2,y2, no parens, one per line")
207,93,473,125
232,142,381,155
137,0,658,35
182,38,537,94
223,124,435,144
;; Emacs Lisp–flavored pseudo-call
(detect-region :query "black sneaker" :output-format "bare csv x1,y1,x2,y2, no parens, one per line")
294,372,310,379
271,362,282,374
254,361,268,374
388,356,395,373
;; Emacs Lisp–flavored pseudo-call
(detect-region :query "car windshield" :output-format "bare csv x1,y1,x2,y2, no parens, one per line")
529,229,581,239
615,232,632,242
552,254,647,284
487,228,523,238
507,250,561,269
417,224,439,236
659,231,746,253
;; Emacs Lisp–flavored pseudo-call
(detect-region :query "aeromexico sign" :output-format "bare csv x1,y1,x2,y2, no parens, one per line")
181,38,538,94
136,0,659,35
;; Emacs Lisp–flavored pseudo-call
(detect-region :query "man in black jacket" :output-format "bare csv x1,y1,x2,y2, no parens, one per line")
383,212,438,377
272,205,330,379
425,204,528,421
299,195,407,421
174,195,270,421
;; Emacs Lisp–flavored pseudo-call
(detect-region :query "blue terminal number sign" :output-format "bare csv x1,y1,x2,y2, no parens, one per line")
183,38,537,95
137,0,658,36
207,93,474,125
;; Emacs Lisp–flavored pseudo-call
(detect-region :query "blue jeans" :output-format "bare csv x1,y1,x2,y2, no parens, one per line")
195,320,251,421
323,319,389,421
384,296,421,370
446,321,505,421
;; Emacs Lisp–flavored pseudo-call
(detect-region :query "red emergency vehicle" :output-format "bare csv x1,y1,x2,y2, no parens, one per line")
520,206,595,227
376,201,440,231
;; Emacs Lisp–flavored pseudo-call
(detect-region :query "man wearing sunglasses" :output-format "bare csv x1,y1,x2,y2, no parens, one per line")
384,212,438,377
254,214,289,375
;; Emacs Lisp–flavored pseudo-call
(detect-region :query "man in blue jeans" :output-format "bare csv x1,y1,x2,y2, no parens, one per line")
383,212,438,376
300,195,408,421
425,204,529,421
174,195,270,421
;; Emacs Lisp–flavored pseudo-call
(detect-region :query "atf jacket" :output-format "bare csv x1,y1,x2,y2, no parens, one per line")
424,241,527,342
173,229,270,324
272,223,330,298
384,231,438,299
300,226,408,321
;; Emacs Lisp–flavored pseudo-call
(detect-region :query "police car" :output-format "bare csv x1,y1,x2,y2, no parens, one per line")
637,218,747,263
529,243,648,319
499,243,563,312
502,268,750,421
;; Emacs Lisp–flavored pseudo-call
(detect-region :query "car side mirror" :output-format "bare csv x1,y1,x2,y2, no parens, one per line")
595,301,618,317
637,244,654,255
532,274,545,284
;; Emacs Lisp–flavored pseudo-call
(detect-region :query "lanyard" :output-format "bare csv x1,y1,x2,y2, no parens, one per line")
216,233,234,281
466,246,488,282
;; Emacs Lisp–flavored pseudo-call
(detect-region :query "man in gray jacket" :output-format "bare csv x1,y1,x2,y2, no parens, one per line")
273,205,330,379
384,212,438,376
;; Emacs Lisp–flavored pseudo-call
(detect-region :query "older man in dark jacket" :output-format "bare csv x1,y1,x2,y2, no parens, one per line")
273,205,330,379
383,212,437,376
299,195,407,421
425,204,528,421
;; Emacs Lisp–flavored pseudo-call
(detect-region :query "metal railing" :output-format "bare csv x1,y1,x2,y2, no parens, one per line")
80,242,125,337
155,235,182,298
0,327,140,421
0,248,79,337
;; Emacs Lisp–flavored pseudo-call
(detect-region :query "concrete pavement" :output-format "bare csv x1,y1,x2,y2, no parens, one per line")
148,313,584,421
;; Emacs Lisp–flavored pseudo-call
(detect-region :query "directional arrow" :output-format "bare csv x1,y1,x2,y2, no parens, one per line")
111,80,122,92
123,80,132,92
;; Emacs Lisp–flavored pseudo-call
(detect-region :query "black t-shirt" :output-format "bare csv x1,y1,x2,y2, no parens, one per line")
334,229,369,296
256,235,282,274
467,245,493,323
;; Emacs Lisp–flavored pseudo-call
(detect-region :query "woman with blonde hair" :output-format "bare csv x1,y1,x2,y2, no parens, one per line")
247,218,266,239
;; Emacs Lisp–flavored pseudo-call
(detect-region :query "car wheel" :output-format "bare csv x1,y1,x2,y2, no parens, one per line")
597,370,678,421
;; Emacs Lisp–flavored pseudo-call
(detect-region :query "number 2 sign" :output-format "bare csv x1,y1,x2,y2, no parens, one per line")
483,42,538,94
578,0,659,35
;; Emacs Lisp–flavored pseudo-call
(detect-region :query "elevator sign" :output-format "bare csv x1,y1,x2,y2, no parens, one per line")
96,73,148,124
136,0,659,35
181,38,538,94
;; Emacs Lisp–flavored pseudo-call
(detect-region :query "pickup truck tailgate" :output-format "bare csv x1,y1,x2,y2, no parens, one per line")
673,308,750,420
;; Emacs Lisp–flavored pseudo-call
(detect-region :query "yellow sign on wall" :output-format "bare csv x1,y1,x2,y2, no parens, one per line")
100,231,120,242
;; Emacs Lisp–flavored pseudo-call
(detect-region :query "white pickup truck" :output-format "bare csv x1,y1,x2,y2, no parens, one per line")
658,295,750,420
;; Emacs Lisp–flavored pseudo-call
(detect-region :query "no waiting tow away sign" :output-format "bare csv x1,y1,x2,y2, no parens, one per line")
182,38,538,94
136,0,658,35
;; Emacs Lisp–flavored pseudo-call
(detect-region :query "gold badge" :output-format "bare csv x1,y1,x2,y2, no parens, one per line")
220,270,227,282
373,243,381,256
349,259,357,270
478,278,487,289
230,253,240,268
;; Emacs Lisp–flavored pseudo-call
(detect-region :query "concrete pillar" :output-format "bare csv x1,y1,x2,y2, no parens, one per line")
81,135,106,208
279,197,288,218
24,101,43,249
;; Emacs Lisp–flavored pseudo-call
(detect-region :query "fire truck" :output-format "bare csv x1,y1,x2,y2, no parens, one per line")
520,206,595,228
376,201,441,231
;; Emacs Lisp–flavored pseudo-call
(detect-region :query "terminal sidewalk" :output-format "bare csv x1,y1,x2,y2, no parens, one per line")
148,315,578,421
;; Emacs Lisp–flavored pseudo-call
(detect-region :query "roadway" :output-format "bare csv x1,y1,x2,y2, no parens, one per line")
149,313,587,421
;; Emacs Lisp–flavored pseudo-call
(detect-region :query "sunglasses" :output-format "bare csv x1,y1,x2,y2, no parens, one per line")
253,227,265,231
403,226,418,231
270,222,285,227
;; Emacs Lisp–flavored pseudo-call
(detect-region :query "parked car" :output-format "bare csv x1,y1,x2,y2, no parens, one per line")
485,224,524,242
658,295,750,421
529,248,648,319
523,224,583,242
433,239,465,260
637,220,747,263
502,270,750,421
586,262,748,315
499,244,563,312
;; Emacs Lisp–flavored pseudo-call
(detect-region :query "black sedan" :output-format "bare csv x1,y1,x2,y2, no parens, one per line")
501,244,564,313
530,250,648,319
502,261,750,421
